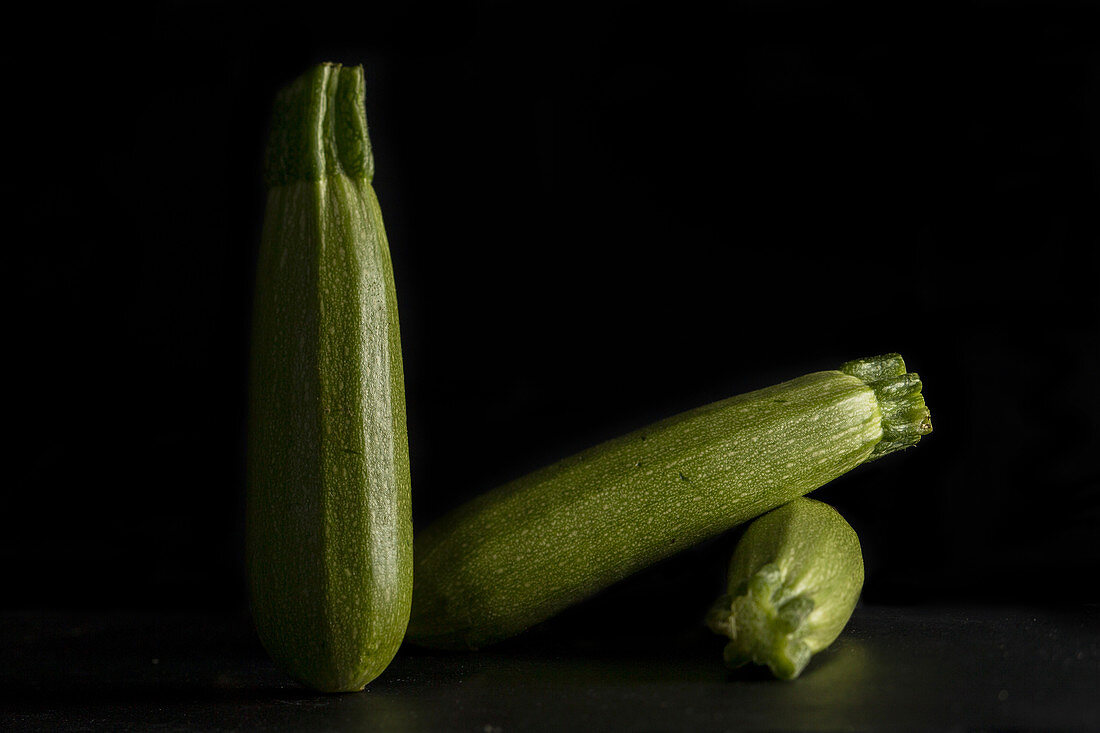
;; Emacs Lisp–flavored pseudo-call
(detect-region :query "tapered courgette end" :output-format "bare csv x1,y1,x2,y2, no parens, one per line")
707,499,864,680
841,353,932,458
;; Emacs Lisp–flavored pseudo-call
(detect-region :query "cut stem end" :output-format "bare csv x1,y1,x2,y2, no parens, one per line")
841,354,932,459
707,563,816,680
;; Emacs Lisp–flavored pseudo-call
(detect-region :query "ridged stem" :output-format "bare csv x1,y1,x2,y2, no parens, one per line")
841,353,932,458
264,63,374,187
706,563,816,680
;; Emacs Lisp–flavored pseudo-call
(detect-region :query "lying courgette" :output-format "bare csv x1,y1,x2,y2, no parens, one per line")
409,354,930,650
706,497,863,679
246,63,411,692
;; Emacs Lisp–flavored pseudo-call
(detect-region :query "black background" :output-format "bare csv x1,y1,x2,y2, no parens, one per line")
7,1,1098,639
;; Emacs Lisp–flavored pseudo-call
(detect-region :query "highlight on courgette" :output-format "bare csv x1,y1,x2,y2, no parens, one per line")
246,63,411,692
409,354,930,650
706,497,864,680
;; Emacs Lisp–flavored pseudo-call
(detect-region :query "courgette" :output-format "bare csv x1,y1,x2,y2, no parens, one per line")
246,63,411,692
409,354,930,649
706,497,863,679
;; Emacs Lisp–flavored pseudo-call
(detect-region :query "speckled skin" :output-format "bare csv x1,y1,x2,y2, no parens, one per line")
410,369,885,650
247,65,411,692
707,498,864,679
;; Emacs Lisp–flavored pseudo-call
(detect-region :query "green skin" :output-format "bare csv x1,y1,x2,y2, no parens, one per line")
409,354,929,650
247,64,411,693
706,498,864,680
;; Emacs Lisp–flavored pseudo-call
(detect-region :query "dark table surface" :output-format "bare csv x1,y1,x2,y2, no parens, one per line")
3,604,1098,732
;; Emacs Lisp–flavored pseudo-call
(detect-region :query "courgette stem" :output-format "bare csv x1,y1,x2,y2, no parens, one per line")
409,354,929,650
840,355,932,458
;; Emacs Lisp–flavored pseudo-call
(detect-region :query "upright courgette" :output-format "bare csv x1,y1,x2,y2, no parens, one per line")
706,497,864,679
247,63,411,692
409,354,930,649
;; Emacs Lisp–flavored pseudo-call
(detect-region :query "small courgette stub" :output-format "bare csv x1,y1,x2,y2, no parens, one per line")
706,497,864,680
